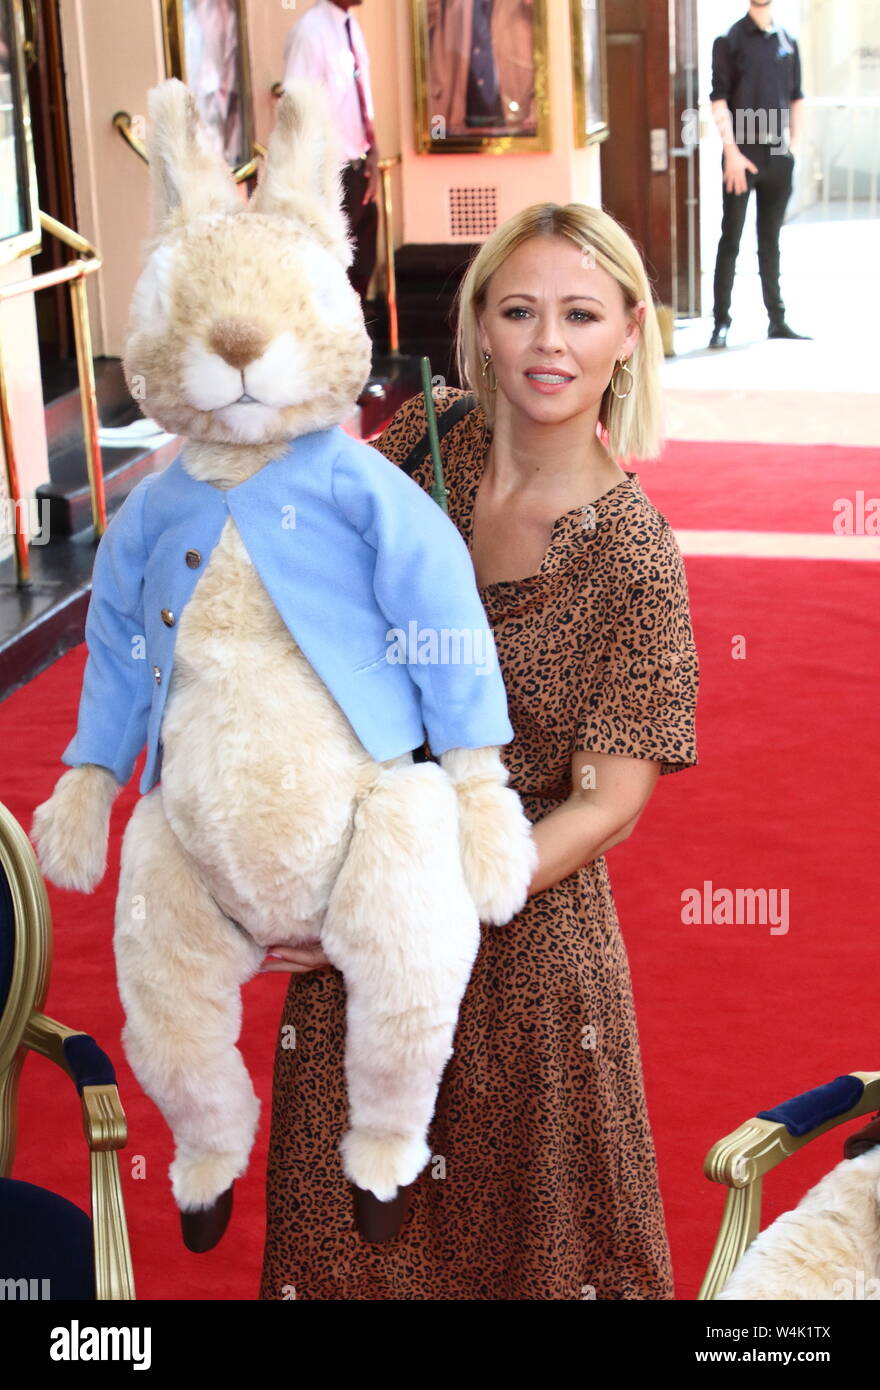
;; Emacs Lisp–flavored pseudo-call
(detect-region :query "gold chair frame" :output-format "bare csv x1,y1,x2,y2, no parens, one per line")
699,1069,880,1299
0,800,135,1300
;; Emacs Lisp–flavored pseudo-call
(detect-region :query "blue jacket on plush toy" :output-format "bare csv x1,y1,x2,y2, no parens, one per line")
61,424,514,794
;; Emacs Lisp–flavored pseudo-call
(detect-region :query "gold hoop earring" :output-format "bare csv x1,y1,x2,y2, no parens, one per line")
481,351,497,393
610,357,634,400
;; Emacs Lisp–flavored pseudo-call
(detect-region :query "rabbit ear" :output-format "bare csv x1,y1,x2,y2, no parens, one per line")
146,78,241,234
250,79,355,266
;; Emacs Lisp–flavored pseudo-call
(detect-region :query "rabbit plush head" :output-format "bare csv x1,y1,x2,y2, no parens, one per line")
124,78,372,450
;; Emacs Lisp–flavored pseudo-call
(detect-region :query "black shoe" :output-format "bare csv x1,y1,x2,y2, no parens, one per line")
350,1178,418,1243
708,324,729,349
768,321,812,340
180,1183,234,1253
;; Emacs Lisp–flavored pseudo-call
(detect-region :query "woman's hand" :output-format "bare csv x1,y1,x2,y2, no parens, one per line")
258,941,334,974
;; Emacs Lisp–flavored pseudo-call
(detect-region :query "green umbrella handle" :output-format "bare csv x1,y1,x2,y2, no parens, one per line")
419,356,449,514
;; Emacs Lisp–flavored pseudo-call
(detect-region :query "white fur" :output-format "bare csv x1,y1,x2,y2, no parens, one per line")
323,761,480,1198
441,746,538,924
182,330,314,416
251,79,354,264
296,242,363,325
717,1148,880,1299
245,331,315,407
114,787,264,1210
129,244,176,338
147,79,241,235
180,338,246,411
31,765,120,893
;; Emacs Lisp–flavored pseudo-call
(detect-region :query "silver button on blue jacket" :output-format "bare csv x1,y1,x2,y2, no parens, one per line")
61,425,514,793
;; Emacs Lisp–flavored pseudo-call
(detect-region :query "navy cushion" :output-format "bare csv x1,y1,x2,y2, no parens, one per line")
758,1074,865,1137
0,863,13,1021
0,1176,95,1299
62,1034,117,1093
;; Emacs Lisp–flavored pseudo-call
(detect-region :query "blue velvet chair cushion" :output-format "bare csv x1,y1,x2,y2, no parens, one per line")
758,1074,865,1137
62,1034,117,1093
0,1176,95,1299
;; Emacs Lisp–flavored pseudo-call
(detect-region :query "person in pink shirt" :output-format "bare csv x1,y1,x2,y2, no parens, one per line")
283,0,379,308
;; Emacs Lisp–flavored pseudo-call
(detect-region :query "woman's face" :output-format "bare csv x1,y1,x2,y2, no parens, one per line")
477,235,645,424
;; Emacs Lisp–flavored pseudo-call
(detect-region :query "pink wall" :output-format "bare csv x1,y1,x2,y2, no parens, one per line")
388,0,601,244
56,0,602,355
262,1,601,255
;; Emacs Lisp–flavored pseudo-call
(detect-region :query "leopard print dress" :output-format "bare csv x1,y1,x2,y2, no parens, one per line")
259,389,699,1300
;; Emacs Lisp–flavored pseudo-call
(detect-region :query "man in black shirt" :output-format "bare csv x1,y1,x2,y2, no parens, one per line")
708,1,810,347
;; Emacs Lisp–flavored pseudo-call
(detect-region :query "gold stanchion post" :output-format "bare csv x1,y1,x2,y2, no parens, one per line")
379,157,401,356
70,275,107,538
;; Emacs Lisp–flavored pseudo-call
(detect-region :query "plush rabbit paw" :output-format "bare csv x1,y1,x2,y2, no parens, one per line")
440,747,538,926
31,765,121,893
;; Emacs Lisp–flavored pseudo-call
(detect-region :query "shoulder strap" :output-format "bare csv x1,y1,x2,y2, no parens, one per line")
399,391,478,478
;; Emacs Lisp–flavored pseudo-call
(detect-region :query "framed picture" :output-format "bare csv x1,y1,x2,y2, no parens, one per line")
570,0,609,147
161,0,253,167
0,0,41,265
412,0,550,154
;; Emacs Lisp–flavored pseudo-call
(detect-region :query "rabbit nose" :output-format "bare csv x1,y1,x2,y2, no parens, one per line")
208,317,270,370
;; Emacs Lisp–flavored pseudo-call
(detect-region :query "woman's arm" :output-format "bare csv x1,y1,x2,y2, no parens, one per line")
526,749,660,898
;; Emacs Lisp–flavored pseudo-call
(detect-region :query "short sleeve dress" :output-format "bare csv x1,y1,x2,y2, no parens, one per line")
259,389,699,1301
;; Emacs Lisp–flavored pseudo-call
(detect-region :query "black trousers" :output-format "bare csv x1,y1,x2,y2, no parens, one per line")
340,156,379,306
712,144,795,328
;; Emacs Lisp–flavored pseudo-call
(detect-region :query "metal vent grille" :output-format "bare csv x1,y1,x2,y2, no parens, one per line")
448,186,498,239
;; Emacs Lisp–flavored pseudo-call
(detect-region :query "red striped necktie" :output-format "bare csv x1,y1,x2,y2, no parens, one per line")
344,16,372,153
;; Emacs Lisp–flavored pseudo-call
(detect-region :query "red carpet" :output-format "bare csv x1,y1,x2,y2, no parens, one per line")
637,439,880,534
1,452,878,1299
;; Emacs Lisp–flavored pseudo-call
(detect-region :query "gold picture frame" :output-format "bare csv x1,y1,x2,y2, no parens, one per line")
160,0,253,167
412,0,550,155
0,0,41,265
570,0,609,147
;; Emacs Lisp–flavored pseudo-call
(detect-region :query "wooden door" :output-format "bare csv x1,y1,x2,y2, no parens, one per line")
600,0,700,318
26,0,78,363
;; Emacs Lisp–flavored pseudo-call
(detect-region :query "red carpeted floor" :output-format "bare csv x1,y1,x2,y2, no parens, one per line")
638,439,880,533
1,441,878,1300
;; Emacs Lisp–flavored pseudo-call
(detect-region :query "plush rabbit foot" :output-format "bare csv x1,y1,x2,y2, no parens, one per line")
440,747,538,925
348,1177,418,1244
343,1129,422,1243
31,764,120,893
170,1146,249,1214
180,1183,235,1254
172,1146,244,1253
340,1128,431,1204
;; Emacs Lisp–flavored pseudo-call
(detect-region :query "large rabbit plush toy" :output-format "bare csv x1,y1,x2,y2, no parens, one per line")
31,78,536,1251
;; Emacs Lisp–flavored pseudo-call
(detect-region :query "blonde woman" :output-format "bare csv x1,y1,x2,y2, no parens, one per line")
260,202,699,1301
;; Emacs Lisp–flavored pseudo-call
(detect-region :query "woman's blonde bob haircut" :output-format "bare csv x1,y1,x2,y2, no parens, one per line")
454,202,664,461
